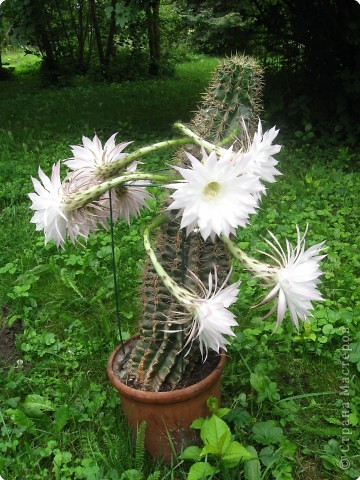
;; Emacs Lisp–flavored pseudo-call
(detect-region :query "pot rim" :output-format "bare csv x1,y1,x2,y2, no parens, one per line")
107,335,226,405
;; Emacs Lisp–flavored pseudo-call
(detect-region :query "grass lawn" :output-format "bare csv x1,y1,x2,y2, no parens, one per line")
0,51,359,480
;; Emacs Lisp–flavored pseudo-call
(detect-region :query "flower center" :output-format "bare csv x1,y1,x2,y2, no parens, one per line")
203,181,221,199
277,269,291,289
115,186,127,198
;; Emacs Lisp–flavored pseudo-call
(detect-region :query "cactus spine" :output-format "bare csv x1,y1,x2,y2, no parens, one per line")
119,55,264,391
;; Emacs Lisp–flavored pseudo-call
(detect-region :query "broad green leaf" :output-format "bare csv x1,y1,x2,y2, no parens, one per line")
215,408,231,418
272,464,293,479
180,446,202,461
318,335,328,344
0,262,17,274
53,450,72,466
200,415,231,451
322,324,334,335
54,405,71,434
200,444,219,456
6,408,36,435
188,462,217,480
191,418,205,430
218,431,231,453
322,439,339,456
349,412,358,426
320,454,339,471
23,394,55,417
280,439,297,458
4,397,20,408
222,441,253,468
250,373,280,403
225,408,252,428
120,470,143,480
252,421,284,446
348,342,360,364
43,332,56,346
259,446,276,466
244,446,261,480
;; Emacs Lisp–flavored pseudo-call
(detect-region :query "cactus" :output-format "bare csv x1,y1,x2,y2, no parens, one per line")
115,55,264,391
191,55,263,147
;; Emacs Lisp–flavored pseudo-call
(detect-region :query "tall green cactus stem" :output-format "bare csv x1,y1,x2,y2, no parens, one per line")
119,55,264,391
191,54,263,148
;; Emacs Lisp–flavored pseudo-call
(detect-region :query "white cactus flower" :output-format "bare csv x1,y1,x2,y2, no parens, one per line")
184,268,241,359
65,133,131,181
255,226,326,329
29,162,104,247
167,148,263,241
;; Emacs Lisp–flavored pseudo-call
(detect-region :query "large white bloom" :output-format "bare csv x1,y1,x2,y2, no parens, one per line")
64,133,131,181
103,161,152,225
235,120,281,184
167,148,263,240
254,226,326,329
183,269,241,358
65,134,151,224
29,162,69,247
28,162,102,247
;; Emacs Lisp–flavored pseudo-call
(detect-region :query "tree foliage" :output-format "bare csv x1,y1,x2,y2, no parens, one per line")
181,0,360,142
1,0,182,80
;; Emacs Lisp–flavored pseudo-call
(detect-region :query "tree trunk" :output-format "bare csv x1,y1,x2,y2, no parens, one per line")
38,25,58,72
105,0,117,66
77,0,85,71
31,1,57,73
64,0,89,72
146,0,161,76
89,0,106,73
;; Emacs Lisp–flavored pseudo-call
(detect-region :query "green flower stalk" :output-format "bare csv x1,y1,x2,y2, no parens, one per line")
221,234,267,273
173,123,225,157
143,215,191,305
64,172,173,210
66,134,192,180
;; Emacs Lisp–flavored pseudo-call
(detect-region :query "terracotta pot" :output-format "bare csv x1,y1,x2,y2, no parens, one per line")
107,335,226,464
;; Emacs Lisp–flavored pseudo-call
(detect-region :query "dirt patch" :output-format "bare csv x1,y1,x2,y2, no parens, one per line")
0,319,23,371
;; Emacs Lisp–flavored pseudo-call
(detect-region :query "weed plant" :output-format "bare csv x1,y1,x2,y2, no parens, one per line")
0,52,359,479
